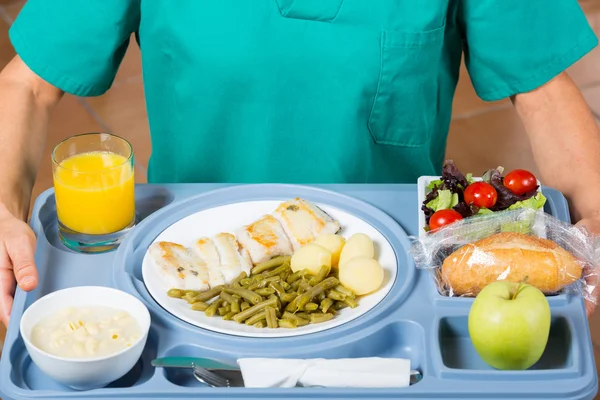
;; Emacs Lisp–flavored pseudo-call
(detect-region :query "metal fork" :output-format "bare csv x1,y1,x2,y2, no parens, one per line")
192,364,231,387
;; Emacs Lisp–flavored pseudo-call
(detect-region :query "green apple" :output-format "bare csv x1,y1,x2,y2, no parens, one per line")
468,280,551,370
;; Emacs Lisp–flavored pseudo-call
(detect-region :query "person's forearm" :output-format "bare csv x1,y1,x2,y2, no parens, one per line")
0,57,63,220
512,72,600,222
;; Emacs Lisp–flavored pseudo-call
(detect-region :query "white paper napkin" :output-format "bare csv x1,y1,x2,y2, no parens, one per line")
237,357,411,388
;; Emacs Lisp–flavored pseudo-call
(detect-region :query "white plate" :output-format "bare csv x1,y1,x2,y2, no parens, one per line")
142,200,397,338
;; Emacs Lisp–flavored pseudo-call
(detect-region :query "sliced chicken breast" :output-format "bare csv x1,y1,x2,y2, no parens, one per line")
148,241,210,291
235,214,294,265
190,237,226,288
213,233,253,281
273,198,341,251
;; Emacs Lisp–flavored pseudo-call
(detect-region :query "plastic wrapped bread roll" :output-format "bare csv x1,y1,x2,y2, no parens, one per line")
441,232,583,296
410,208,599,304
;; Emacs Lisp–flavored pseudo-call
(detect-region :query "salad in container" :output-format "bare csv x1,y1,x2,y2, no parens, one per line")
417,160,547,235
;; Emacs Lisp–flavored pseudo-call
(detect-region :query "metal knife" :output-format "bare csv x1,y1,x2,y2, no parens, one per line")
151,357,239,371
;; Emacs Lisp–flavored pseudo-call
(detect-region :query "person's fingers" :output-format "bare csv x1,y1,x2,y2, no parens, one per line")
5,230,38,292
0,248,16,327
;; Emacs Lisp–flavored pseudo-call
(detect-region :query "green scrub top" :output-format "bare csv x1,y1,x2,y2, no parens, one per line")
10,1,598,184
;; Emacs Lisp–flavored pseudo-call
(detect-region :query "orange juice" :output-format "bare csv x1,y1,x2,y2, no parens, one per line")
53,151,135,235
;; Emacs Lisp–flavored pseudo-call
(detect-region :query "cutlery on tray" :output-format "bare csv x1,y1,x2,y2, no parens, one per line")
152,357,423,388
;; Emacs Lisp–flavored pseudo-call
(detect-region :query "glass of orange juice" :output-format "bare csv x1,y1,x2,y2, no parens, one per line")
52,133,136,253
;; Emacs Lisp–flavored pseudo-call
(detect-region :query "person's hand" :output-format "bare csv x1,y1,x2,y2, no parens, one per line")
575,217,600,318
0,204,38,327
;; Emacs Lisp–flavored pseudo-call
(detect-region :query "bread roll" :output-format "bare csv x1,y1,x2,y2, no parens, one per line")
441,232,582,296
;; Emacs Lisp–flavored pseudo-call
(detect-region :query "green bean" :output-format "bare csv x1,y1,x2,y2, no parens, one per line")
219,291,238,305
230,300,240,313
278,319,298,328
280,269,292,282
241,302,250,311
204,299,224,317
287,269,310,284
310,313,334,324
332,301,348,310
223,311,237,321
282,311,309,326
253,320,266,328
317,292,327,302
261,262,291,279
321,298,334,313
191,301,209,311
286,277,339,312
218,306,229,316
280,292,298,303
245,311,267,326
269,281,286,297
240,278,254,286
303,302,319,311
335,285,356,299
269,294,281,310
344,297,359,309
233,297,279,323
265,306,278,328
183,291,201,303
231,271,247,286
182,295,196,304
251,256,291,275
309,265,331,286
167,288,185,298
223,287,262,305
184,290,202,297
193,285,225,303
298,280,312,294
290,279,303,292
281,281,292,291
247,276,281,291
327,290,345,301
296,312,311,320
255,287,276,296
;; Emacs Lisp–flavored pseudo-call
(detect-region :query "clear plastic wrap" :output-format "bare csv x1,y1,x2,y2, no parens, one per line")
410,208,600,304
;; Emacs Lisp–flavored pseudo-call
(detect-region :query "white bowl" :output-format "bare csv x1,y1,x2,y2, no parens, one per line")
19,286,151,390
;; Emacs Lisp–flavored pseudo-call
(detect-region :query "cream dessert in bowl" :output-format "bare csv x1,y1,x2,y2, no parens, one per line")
20,286,150,390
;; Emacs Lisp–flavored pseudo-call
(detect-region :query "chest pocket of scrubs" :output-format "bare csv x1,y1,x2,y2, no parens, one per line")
275,0,345,22
368,25,445,147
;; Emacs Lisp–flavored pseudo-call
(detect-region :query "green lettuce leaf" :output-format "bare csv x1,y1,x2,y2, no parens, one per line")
426,179,443,191
507,192,547,211
426,189,459,212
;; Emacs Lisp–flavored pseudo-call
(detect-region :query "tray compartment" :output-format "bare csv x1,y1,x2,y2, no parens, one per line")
160,320,426,388
113,184,417,342
7,325,160,392
35,186,176,253
436,315,578,378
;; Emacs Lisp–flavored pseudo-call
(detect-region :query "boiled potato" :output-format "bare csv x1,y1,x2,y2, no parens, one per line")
291,243,332,275
314,234,346,267
338,233,374,267
339,257,384,295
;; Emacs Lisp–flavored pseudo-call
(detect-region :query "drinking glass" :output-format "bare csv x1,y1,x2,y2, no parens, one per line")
52,133,136,253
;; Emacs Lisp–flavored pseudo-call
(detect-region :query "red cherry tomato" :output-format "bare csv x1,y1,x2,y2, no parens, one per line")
504,169,537,195
463,182,498,209
429,209,463,231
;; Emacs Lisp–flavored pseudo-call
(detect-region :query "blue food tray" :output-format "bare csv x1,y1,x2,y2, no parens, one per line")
0,183,597,400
